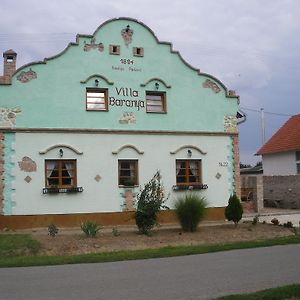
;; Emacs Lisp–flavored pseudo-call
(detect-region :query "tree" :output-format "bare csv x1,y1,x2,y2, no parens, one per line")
135,171,168,235
225,194,243,226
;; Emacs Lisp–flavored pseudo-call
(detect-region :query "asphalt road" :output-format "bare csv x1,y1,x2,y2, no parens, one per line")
1,244,300,300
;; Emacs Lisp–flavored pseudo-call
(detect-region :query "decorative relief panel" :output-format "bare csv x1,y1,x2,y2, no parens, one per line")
224,115,237,133
17,68,37,83
18,157,37,172
121,25,133,47
83,38,104,52
0,107,21,127
202,79,221,93
119,112,136,124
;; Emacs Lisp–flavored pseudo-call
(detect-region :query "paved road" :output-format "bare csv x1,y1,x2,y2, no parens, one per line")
1,244,300,300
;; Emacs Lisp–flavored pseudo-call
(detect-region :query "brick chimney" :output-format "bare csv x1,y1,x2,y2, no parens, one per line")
0,49,17,84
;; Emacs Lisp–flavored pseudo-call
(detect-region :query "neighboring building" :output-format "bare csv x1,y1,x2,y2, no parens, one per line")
256,114,300,209
257,114,300,176
0,18,243,228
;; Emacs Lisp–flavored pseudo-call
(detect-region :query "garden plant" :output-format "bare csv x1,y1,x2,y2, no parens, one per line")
175,193,208,232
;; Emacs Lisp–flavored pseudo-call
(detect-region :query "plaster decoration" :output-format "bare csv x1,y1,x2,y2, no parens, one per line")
83,38,104,52
202,79,221,93
94,174,101,182
121,25,133,47
24,176,32,183
39,144,83,155
0,107,21,127
119,112,136,124
140,77,171,88
170,145,207,155
16,68,37,83
224,115,238,133
215,172,222,180
121,189,136,211
18,156,37,172
112,145,144,155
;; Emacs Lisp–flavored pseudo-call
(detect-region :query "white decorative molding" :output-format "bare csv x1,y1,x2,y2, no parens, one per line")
170,145,207,155
140,77,171,88
39,144,83,155
112,144,144,155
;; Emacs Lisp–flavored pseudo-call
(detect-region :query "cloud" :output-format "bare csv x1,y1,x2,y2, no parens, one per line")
0,0,299,164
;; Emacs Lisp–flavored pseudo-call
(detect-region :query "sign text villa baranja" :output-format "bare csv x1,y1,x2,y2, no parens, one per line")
109,87,145,111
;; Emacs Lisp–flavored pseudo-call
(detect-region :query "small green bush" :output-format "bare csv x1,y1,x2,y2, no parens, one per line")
252,214,259,225
112,227,120,237
271,218,279,225
80,221,101,238
175,193,208,232
283,221,293,228
48,224,58,237
225,194,243,226
135,171,168,235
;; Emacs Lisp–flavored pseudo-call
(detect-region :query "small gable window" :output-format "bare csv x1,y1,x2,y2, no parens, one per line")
86,88,108,111
133,47,144,57
146,91,166,113
109,45,120,55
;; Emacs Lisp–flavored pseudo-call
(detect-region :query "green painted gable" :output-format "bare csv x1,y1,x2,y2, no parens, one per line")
0,18,239,132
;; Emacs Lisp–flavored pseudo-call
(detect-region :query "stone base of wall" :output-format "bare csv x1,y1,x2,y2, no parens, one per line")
0,207,225,230
263,175,300,209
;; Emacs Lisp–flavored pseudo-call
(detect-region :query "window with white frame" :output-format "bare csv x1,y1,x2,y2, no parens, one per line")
86,88,108,111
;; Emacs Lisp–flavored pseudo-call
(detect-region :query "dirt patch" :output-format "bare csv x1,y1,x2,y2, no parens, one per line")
32,223,295,256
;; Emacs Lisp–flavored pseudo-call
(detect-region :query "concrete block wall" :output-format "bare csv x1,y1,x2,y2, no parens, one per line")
263,175,300,209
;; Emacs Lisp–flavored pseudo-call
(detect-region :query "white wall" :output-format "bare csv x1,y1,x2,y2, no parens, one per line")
10,132,234,215
263,151,297,175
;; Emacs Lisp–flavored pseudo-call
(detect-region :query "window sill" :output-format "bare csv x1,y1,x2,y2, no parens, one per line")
118,185,139,189
172,184,208,191
43,187,84,194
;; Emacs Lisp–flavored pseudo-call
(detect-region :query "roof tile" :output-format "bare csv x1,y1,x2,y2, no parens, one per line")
256,114,300,155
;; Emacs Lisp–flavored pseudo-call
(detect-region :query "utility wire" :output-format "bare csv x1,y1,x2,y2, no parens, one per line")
241,106,294,117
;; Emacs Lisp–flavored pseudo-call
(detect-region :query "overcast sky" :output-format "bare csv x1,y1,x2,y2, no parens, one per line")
1,0,299,165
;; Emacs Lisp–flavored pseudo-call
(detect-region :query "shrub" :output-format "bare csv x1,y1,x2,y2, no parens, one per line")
252,214,259,225
271,218,280,226
175,193,208,232
48,224,58,237
112,227,120,237
283,221,293,228
80,221,101,238
225,194,243,226
135,171,168,235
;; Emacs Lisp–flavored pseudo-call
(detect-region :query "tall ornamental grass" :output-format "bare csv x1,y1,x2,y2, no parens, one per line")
175,193,208,232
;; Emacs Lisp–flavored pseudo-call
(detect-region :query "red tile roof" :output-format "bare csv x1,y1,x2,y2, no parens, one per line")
256,114,300,155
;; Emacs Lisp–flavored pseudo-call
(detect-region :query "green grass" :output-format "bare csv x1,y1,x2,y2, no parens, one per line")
0,234,41,256
215,283,300,299
0,234,299,268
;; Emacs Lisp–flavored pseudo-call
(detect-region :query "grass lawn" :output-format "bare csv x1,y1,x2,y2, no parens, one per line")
0,234,40,257
0,234,299,268
215,283,300,299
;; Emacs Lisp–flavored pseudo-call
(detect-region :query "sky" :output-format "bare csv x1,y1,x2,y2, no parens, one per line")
0,0,299,165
